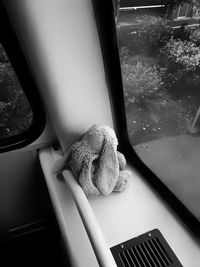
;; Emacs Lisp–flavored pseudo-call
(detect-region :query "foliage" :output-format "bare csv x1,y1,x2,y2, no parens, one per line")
121,61,163,105
160,39,200,73
172,25,191,41
192,0,200,14
118,15,172,56
189,26,200,45
173,25,200,46
135,15,172,55
0,62,33,138
175,25,200,44
119,46,129,62
0,44,33,138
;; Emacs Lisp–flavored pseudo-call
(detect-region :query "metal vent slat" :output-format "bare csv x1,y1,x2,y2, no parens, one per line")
124,250,133,266
127,249,137,267
119,251,131,267
139,244,153,266
135,246,147,266
153,238,171,266
155,238,173,265
141,242,156,267
111,229,183,267
149,239,168,266
152,238,169,265
145,241,163,267
130,248,142,267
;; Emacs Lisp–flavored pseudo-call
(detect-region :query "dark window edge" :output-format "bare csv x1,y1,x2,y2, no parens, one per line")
92,0,200,241
0,2,45,153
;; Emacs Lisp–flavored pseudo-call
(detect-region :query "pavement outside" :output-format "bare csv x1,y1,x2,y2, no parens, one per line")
135,134,200,221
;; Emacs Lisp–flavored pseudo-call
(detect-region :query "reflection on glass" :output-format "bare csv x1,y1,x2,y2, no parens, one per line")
115,0,200,220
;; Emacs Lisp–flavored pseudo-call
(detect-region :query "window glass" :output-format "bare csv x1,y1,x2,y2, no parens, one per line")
115,1,200,220
177,3,189,18
0,43,33,139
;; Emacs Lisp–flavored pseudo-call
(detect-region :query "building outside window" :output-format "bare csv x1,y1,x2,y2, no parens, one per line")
173,2,193,19
117,1,199,22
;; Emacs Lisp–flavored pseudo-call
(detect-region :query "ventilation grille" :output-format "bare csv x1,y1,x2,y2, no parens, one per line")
111,229,183,267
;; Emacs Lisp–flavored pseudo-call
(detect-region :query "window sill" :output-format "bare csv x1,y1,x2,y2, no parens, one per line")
39,146,200,267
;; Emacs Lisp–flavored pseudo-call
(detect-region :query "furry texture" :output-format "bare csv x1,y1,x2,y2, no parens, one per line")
54,124,132,197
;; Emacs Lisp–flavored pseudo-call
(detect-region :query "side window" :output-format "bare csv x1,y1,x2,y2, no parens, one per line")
0,3,45,152
115,1,200,223
0,43,33,138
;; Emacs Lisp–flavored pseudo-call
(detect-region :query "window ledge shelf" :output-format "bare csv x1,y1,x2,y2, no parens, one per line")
39,146,200,267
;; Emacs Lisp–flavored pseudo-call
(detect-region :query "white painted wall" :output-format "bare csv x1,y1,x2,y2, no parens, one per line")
0,151,48,230
5,0,113,151
1,1,114,264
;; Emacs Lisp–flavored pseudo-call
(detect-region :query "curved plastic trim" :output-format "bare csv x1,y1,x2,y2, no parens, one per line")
39,147,117,267
61,170,117,267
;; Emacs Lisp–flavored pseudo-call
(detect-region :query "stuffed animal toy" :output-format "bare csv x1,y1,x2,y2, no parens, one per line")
54,124,132,198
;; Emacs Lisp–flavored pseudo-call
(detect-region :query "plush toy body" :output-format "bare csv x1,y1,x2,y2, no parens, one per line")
54,124,132,197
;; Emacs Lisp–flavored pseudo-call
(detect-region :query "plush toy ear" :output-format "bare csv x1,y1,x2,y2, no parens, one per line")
79,154,100,198
117,151,126,170
94,138,119,195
